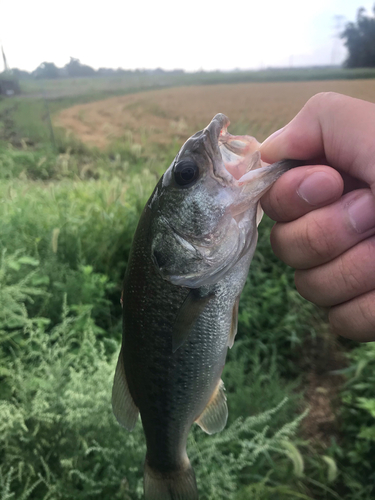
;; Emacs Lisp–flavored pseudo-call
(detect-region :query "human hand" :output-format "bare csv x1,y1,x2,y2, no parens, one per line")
260,92,375,342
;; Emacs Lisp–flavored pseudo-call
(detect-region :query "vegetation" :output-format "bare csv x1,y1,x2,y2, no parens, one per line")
334,343,375,498
342,5,375,68
1,77,375,499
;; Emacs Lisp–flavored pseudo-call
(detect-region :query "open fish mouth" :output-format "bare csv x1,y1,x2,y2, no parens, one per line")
203,113,299,219
205,113,271,187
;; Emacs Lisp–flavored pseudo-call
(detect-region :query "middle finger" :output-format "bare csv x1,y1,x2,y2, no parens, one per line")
271,189,375,269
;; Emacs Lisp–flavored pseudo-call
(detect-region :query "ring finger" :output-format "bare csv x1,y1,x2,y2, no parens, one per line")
329,291,375,342
295,236,375,307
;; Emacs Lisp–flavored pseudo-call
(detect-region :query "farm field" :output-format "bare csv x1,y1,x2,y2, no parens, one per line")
1,74,375,500
56,79,375,148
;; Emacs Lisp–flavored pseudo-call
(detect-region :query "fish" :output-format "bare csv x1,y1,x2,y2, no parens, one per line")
112,113,297,500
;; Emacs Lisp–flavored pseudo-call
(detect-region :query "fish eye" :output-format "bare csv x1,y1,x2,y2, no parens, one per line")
174,160,199,188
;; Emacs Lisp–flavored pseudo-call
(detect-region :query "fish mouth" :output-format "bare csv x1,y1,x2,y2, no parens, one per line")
204,114,296,218
204,113,265,187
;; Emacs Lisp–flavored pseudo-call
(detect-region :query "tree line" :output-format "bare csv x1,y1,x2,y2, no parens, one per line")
4,57,184,80
341,4,375,67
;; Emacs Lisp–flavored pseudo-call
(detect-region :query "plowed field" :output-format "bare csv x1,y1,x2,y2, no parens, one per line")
55,80,375,148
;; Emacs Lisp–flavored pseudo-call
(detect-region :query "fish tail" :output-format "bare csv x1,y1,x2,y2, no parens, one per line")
144,459,198,500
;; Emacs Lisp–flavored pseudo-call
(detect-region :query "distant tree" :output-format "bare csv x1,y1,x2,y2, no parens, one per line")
33,62,60,79
64,57,96,77
341,5,375,67
97,67,116,76
11,68,31,79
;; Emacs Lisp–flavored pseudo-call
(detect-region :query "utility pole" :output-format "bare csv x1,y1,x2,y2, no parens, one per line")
1,44,9,72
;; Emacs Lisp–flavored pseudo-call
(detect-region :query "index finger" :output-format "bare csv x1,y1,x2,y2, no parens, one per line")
260,93,375,191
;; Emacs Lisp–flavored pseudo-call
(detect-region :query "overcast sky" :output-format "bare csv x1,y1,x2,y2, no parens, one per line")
0,0,374,72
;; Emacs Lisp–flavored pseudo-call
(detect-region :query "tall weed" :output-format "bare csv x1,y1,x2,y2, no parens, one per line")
0,173,156,330
332,343,375,499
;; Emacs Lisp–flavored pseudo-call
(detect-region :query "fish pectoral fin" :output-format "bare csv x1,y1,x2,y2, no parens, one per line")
172,289,214,353
228,296,240,349
112,347,139,430
195,379,228,435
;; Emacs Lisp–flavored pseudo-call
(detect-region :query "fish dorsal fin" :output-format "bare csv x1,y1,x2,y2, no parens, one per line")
172,289,214,353
195,379,228,435
256,201,264,227
228,296,240,349
112,347,139,430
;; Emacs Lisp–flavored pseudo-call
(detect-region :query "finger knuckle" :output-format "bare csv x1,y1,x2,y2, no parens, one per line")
361,237,375,262
328,307,343,336
302,217,335,263
294,270,311,299
270,188,289,221
337,253,363,295
356,293,375,333
329,293,375,341
338,238,375,294
306,92,345,111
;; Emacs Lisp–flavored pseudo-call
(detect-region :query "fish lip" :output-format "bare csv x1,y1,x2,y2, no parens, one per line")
205,113,231,141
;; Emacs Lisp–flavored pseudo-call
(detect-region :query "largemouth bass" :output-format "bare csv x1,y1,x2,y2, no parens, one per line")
112,114,296,500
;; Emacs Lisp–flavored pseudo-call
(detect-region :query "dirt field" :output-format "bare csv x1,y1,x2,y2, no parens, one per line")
55,80,375,148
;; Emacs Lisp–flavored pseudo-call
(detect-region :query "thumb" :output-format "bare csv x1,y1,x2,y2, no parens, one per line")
260,92,375,192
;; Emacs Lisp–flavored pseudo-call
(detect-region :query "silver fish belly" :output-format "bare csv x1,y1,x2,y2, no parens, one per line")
112,114,296,500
